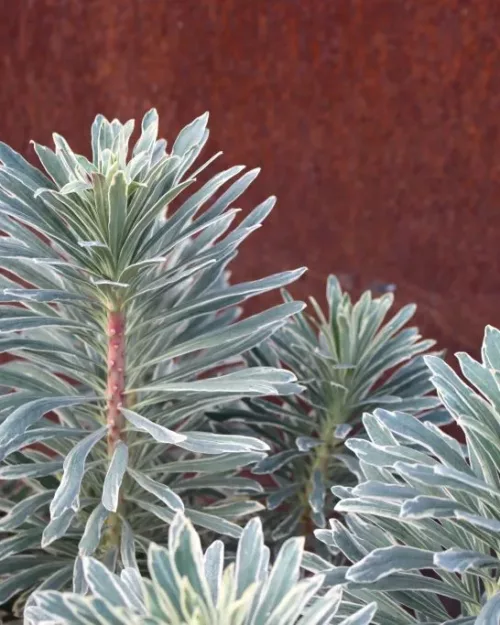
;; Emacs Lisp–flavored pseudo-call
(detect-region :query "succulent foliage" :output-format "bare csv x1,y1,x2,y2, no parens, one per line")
26,513,377,625
0,110,305,607
214,276,442,541
315,325,500,623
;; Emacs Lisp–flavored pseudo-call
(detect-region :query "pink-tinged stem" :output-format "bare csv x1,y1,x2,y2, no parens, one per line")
104,309,126,551
106,309,126,453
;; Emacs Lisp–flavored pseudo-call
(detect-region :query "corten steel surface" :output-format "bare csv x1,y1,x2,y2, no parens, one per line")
0,0,499,357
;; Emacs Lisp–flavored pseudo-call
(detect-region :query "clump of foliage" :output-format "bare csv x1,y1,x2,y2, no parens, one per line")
0,110,306,608
315,325,500,623
25,513,377,625
213,276,442,542
3,107,495,625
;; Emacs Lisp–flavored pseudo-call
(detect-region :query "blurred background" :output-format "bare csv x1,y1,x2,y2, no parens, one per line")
1,0,499,357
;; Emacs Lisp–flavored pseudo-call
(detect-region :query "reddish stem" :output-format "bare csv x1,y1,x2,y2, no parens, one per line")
106,310,126,453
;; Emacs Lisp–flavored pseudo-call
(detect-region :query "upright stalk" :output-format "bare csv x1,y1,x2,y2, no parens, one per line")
105,307,126,548
106,309,126,452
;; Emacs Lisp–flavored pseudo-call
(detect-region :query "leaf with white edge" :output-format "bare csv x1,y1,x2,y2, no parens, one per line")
249,536,305,624
120,519,138,570
296,436,321,451
476,592,500,625
0,562,65,605
108,171,128,256
158,451,266,474
0,314,86,334
79,504,109,556
50,426,107,518
454,511,500,532
434,549,500,573
265,575,325,624
179,431,269,454
172,112,209,156
137,370,297,395
185,508,242,538
339,603,378,625
298,586,343,625
0,288,86,303
482,325,500,370
0,461,63,479
400,496,471,519
0,491,53,530
119,567,144,612
128,468,184,512
204,540,224,604
121,408,186,444
253,450,305,474
309,469,326,515
42,508,76,547
82,557,134,608
102,441,128,512
335,424,354,439
373,408,468,471
235,517,266,598
351,481,418,500
0,395,97,444
346,546,435,583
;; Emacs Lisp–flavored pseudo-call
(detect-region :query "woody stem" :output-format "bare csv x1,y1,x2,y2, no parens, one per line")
105,308,126,549
106,309,126,453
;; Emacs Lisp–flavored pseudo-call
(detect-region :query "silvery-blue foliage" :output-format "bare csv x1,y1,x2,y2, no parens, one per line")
315,326,500,623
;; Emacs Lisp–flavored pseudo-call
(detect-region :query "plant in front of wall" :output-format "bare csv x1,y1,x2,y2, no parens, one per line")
25,513,377,625
0,109,306,610
211,276,444,547
314,325,500,623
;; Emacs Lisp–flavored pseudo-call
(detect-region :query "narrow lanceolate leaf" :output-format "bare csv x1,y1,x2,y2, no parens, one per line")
476,593,500,625
121,408,185,444
135,369,297,395
179,431,269,454
203,540,224,604
0,461,63,479
0,314,85,333
250,536,305,623
42,508,76,547
338,603,378,625
434,549,500,573
120,520,138,570
82,557,134,608
0,288,87,303
235,517,266,598
0,491,53,530
108,171,128,256
79,504,110,556
185,509,243,538
346,546,435,583
0,395,97,446
128,468,184,512
102,441,129,512
50,427,107,518
298,586,343,625
0,562,65,605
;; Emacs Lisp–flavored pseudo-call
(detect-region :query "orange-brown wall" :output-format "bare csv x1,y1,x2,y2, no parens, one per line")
1,0,498,357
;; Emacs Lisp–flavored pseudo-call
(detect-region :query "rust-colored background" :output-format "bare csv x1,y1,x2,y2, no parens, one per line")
1,0,499,357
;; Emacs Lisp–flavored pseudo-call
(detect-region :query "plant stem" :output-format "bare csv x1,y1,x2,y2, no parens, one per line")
107,309,126,453
301,420,338,538
105,307,126,549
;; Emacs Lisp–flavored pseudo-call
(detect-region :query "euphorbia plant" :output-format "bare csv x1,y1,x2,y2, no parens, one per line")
0,110,306,608
314,325,500,623
26,513,377,625
212,276,444,543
